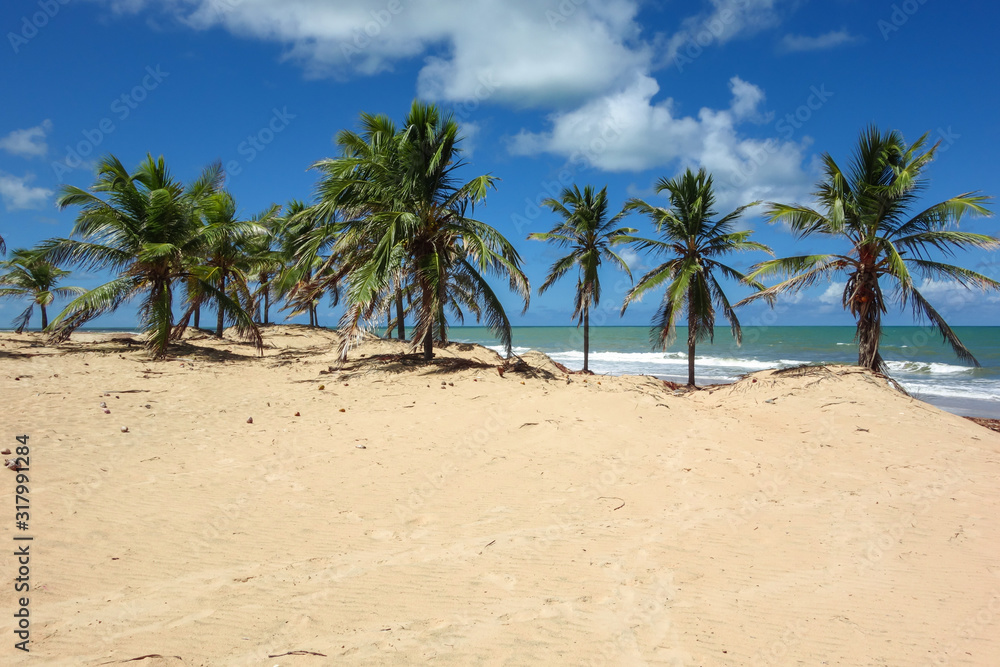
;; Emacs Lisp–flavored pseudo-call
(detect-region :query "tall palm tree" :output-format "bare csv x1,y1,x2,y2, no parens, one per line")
529,185,634,372
736,126,998,373
621,168,771,386
0,248,84,332
312,101,530,359
41,154,263,357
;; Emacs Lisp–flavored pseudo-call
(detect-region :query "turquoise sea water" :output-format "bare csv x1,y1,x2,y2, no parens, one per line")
7,325,997,417
451,325,1000,418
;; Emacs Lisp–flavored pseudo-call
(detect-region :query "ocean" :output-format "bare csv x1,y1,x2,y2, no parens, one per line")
452,325,1000,419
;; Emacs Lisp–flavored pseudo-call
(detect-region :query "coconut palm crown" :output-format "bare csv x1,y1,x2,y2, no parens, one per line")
736,126,998,373
0,248,84,332
621,167,772,386
311,101,529,359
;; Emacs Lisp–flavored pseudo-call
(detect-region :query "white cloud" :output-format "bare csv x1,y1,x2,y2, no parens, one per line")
84,0,817,212
458,121,481,158
0,173,53,210
818,282,845,305
780,29,858,53
0,120,53,158
914,278,984,312
103,0,651,107
616,246,644,274
508,75,814,210
663,0,781,69
728,76,769,122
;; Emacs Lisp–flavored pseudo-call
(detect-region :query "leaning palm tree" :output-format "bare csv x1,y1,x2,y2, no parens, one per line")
529,184,635,372
312,101,530,359
737,126,998,373
41,154,263,357
0,248,84,332
621,168,771,386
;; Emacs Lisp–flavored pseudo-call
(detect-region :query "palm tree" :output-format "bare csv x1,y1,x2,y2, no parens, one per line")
736,126,998,373
244,208,284,326
0,248,84,332
621,168,771,386
41,154,263,357
528,185,634,372
312,101,530,359
273,200,341,328
195,191,272,338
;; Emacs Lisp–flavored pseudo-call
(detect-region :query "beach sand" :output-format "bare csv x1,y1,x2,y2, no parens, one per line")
1,325,998,665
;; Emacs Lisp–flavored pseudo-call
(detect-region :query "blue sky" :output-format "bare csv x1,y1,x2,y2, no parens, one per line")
1,0,998,331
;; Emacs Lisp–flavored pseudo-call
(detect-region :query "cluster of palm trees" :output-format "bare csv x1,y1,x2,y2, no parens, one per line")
0,111,996,384
2,102,531,362
528,126,997,383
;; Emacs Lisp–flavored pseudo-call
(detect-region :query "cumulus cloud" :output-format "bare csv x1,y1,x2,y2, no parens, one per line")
87,0,817,211
0,120,53,158
508,75,814,210
818,282,845,306
101,0,651,107
913,278,986,312
663,0,782,69
780,29,858,53
0,173,53,210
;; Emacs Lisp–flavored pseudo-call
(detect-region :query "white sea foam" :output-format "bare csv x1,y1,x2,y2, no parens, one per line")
463,328,1000,415
901,380,1000,402
886,360,975,375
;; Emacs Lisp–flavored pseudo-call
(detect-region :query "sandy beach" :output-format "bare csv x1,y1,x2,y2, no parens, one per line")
1,325,999,665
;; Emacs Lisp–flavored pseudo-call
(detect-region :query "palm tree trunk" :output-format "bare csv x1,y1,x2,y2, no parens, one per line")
194,303,200,329
854,269,886,373
216,273,226,338
149,277,173,359
420,278,435,360
687,307,696,387
40,304,48,330
583,307,590,373
395,289,405,340
857,312,884,372
263,288,269,325
422,328,434,360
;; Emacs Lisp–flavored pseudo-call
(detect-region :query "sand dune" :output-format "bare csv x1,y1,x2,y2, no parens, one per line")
1,326,998,665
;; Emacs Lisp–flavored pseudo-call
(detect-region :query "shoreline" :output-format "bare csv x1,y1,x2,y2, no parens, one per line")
3,326,997,419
